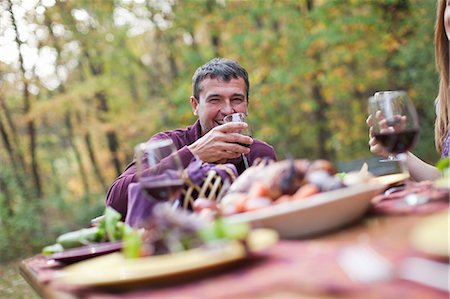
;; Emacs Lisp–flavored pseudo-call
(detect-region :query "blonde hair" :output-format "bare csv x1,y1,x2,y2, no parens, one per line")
434,0,450,153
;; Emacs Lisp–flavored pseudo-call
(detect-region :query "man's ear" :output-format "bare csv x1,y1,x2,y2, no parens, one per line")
190,96,199,116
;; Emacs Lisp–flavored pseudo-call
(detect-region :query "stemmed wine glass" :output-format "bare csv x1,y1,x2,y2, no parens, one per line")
223,112,251,169
368,90,419,175
134,139,185,207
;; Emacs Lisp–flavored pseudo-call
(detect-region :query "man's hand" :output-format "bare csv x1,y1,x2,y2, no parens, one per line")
188,122,253,163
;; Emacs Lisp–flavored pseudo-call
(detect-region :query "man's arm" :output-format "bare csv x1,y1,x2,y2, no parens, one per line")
105,162,137,219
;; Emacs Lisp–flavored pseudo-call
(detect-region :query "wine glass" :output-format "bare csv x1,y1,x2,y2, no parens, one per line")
368,90,419,175
223,112,251,169
134,139,184,207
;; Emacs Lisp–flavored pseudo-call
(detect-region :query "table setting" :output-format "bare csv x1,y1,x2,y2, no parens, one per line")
19,148,449,298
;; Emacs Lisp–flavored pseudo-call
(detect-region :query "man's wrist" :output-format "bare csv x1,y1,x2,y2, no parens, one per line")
179,145,196,167
187,143,197,157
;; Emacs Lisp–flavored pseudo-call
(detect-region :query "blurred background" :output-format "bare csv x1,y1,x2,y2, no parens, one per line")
0,0,440,266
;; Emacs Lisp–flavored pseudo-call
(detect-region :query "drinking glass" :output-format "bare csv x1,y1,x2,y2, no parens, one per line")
223,112,251,169
134,139,184,205
368,90,419,174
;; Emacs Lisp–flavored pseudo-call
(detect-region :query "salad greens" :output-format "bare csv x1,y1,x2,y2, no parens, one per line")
42,207,131,254
434,157,450,189
121,203,251,259
42,204,253,260
198,218,249,243
436,157,450,173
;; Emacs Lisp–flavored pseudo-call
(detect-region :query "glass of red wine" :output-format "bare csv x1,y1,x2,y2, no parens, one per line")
368,90,419,174
134,139,184,207
223,112,251,169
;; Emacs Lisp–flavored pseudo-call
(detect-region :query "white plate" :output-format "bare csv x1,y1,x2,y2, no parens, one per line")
225,182,385,239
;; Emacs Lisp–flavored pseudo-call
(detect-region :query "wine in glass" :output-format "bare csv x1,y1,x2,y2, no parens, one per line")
134,139,184,206
223,112,251,169
368,90,419,174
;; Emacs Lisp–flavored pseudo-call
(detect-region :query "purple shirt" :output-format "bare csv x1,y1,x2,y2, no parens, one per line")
105,120,277,218
442,131,450,158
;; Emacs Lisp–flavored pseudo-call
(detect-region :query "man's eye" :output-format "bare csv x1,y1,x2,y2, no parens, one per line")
208,98,220,104
232,98,244,104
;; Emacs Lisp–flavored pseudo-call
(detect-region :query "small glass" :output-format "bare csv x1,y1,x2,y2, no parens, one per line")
223,112,251,169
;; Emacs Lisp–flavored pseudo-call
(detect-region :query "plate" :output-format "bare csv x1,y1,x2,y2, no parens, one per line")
56,229,277,287
374,173,409,186
410,210,449,258
225,182,385,239
48,241,123,264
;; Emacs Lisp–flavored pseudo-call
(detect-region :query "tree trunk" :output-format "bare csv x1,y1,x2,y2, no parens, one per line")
311,81,332,160
95,91,122,176
0,97,27,173
84,129,108,191
0,96,28,176
128,72,140,103
83,49,122,177
65,113,91,197
0,115,28,195
0,174,14,216
8,0,42,198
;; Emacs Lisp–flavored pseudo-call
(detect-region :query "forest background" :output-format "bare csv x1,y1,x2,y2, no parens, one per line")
0,0,441,263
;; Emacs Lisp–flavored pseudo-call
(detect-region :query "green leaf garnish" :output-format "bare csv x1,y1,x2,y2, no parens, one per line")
435,158,450,171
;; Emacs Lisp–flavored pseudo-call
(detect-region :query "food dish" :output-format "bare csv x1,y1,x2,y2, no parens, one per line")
225,182,385,239
374,173,409,186
48,241,123,264
56,228,277,287
410,210,449,258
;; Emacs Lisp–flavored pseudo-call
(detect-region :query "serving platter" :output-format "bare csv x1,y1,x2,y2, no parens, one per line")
56,229,277,287
225,182,385,239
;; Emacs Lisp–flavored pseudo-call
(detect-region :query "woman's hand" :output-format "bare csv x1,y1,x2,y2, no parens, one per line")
366,114,390,157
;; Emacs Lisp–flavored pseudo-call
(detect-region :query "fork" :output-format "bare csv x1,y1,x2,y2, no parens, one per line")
337,244,449,292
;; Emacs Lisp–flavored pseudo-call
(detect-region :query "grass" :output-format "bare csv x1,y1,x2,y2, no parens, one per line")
0,261,39,299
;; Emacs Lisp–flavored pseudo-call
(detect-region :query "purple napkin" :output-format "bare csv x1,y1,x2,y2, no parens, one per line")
125,159,238,228
185,158,238,185
125,183,157,228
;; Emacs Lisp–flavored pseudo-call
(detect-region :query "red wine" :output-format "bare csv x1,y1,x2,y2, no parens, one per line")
140,178,184,200
374,129,419,154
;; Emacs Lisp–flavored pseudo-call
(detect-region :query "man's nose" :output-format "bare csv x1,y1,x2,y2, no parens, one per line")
221,100,235,114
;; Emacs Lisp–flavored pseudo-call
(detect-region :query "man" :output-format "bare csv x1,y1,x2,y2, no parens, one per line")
106,58,276,218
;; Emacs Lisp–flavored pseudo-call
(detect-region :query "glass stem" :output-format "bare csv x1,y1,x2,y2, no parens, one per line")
242,153,249,169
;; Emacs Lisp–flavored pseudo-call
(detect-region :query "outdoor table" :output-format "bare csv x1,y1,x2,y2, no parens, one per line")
20,207,449,299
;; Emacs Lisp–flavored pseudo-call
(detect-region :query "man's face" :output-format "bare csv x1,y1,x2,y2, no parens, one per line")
190,77,248,135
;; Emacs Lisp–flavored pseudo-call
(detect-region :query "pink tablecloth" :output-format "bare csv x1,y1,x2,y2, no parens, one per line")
23,239,448,299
